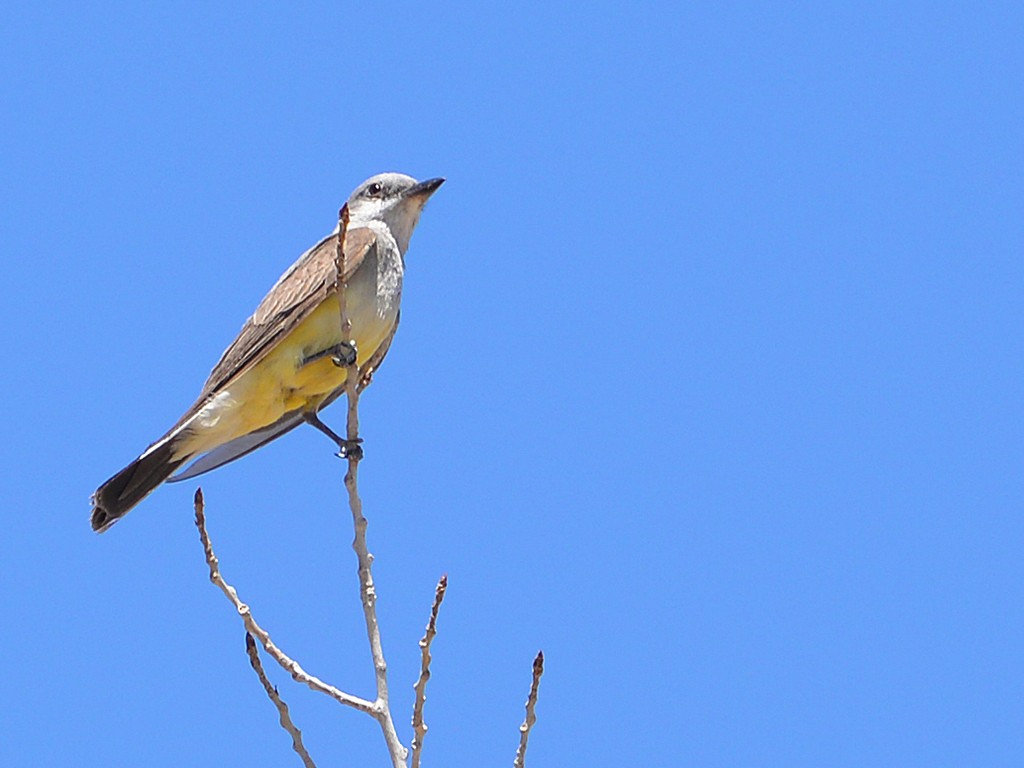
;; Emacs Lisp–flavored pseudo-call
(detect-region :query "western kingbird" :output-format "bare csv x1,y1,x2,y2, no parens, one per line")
90,172,444,532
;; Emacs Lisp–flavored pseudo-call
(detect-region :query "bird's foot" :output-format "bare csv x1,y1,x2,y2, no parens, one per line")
335,439,364,461
298,341,358,369
304,412,363,460
331,341,358,368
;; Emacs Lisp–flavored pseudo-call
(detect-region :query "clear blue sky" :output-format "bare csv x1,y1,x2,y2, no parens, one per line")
1,2,1021,766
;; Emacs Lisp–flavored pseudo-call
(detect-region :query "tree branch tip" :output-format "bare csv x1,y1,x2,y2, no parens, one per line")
193,489,205,520
512,650,544,768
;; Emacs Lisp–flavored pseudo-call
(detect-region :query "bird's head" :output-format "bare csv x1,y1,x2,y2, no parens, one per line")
346,172,445,252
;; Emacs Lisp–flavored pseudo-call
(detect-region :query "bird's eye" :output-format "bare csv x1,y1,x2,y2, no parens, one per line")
366,182,383,197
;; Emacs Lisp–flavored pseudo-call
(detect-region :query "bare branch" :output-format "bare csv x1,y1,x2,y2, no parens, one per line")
191,192,531,768
334,206,408,768
245,633,317,768
193,488,375,715
334,203,361,448
410,574,448,768
513,651,545,768
334,202,352,338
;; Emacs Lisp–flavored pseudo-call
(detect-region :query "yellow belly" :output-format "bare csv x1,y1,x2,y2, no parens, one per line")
183,294,395,454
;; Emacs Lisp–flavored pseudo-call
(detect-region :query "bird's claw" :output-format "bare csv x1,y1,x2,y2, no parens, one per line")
331,341,358,367
336,438,364,461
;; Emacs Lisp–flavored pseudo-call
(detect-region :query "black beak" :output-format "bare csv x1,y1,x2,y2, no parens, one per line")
405,177,445,200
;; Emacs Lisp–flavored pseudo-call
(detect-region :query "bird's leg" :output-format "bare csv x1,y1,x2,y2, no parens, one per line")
303,411,363,460
298,340,358,369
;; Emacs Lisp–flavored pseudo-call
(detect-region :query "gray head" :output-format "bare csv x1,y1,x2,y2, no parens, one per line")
346,172,445,252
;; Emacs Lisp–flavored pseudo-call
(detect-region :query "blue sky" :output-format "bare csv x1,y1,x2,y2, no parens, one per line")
1,2,1021,765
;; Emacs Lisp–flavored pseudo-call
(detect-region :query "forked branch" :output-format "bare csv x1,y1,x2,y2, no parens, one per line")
335,202,407,767
194,489,376,715
191,197,540,768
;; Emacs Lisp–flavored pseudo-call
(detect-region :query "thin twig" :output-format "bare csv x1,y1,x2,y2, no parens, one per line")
513,651,545,768
335,206,408,768
334,204,352,361
193,489,376,715
334,203,361,448
245,633,317,768
410,575,448,768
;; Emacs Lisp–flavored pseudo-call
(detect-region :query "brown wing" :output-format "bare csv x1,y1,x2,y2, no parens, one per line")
171,226,377,429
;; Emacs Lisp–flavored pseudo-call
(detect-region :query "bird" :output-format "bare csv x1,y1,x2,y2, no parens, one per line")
90,172,444,532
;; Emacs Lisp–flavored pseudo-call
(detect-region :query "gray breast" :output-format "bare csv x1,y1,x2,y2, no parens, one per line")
372,230,404,319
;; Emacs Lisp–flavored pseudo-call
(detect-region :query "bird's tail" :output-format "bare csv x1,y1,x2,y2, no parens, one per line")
90,436,189,532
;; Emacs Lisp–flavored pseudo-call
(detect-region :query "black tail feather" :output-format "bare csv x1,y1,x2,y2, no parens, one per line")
91,439,187,532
